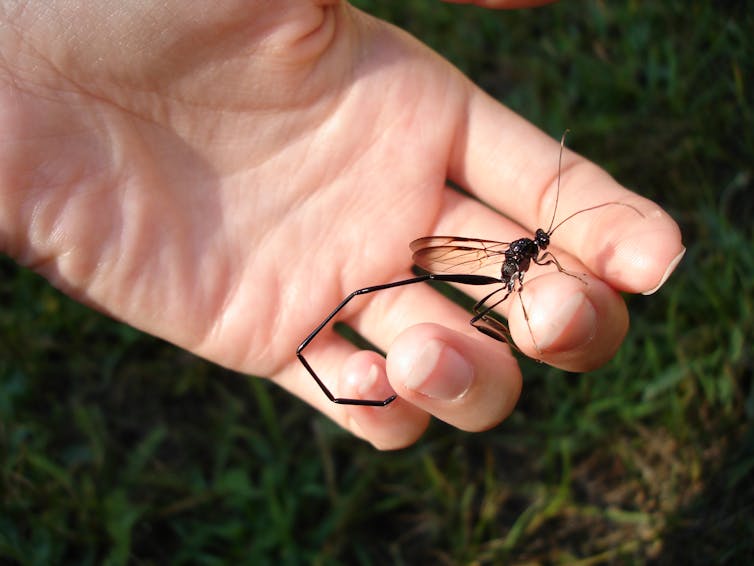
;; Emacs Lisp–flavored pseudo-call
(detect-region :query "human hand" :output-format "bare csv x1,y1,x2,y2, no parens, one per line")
0,1,683,449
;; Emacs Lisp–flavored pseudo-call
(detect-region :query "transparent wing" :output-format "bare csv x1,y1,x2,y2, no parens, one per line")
410,236,509,276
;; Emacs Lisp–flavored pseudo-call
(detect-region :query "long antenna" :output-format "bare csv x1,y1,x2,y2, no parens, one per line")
549,201,645,236
546,129,571,234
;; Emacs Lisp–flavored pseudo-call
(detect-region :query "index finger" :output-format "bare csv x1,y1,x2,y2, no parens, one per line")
446,87,684,294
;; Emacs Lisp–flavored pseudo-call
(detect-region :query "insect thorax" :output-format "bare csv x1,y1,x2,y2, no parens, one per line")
508,237,540,258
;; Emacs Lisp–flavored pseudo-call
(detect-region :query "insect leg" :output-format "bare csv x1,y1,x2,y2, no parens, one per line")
534,251,587,285
297,275,435,406
469,287,516,346
515,282,542,355
472,315,516,348
297,273,501,406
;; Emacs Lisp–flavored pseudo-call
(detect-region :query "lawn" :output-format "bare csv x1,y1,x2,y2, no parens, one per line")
2,1,753,564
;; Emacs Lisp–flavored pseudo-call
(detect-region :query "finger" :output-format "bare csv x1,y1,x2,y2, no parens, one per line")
339,351,431,450
386,323,522,431
447,91,684,294
281,327,395,426
508,271,628,370
280,330,434,447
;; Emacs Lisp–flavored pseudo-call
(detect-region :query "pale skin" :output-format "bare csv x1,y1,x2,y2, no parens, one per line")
0,1,683,449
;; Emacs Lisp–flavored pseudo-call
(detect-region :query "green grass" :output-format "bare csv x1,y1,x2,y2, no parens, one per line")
2,1,753,564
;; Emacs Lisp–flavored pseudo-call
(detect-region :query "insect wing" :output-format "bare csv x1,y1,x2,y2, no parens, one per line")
410,236,509,276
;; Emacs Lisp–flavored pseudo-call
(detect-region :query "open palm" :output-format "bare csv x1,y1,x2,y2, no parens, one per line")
0,1,683,448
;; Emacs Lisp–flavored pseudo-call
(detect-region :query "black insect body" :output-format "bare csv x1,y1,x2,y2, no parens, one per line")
500,231,556,335
297,132,643,406
409,228,581,352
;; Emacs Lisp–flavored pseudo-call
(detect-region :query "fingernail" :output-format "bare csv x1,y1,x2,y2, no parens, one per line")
535,292,597,352
403,340,473,400
357,363,380,396
642,247,686,295
344,362,395,400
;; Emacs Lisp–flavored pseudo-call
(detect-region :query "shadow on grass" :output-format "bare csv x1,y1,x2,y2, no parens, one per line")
654,421,754,565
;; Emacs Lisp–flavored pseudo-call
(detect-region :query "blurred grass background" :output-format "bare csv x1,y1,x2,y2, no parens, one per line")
2,1,753,564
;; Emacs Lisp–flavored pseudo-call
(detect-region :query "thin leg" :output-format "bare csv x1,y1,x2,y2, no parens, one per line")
297,273,502,406
469,287,514,345
472,285,510,316
471,285,511,321
516,285,542,355
503,270,547,356
534,251,586,284
473,315,517,351
297,275,430,406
